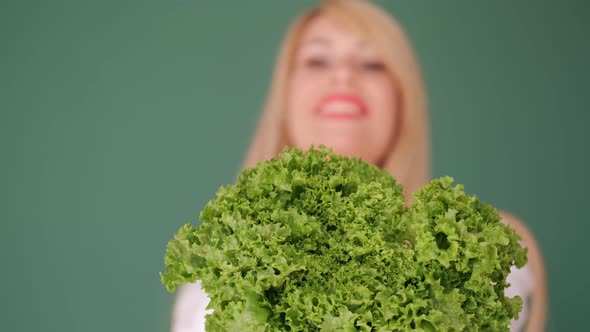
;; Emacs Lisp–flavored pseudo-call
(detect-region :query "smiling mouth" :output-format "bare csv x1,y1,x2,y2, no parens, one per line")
316,94,368,120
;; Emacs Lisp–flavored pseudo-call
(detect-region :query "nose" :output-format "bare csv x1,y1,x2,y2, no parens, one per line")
331,60,356,89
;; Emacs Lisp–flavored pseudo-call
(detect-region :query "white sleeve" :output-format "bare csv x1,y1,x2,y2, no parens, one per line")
505,264,534,332
171,281,212,332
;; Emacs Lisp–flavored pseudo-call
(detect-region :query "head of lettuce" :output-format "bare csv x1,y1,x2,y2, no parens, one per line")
161,147,527,331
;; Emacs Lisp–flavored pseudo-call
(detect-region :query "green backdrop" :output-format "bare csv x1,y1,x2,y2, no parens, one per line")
2,1,588,331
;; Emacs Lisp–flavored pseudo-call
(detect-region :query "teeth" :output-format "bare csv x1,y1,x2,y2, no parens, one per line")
322,101,360,115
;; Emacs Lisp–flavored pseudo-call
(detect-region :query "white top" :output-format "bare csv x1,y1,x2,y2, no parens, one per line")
172,216,534,332
172,281,211,332
507,264,534,331
171,266,533,332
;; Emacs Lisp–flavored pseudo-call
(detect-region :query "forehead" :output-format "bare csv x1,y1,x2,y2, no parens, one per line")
298,15,369,49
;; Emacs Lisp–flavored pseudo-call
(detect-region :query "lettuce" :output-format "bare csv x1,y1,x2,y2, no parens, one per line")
161,146,527,331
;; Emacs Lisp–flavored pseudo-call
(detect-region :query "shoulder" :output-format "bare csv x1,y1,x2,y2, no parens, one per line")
500,211,538,249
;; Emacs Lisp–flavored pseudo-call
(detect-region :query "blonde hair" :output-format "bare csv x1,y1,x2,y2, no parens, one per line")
242,0,430,199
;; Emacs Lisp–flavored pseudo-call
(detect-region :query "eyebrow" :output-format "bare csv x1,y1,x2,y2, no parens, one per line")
300,37,369,49
300,38,330,47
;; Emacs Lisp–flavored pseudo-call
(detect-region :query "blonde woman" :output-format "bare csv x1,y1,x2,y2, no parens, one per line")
172,1,547,331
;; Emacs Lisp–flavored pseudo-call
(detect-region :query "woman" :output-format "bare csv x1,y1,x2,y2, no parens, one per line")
173,1,547,331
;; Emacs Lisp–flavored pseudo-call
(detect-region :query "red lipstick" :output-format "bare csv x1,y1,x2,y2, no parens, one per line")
316,94,368,120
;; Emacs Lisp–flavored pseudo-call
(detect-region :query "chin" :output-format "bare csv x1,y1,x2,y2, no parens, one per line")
291,138,375,163
326,144,364,160
330,144,385,166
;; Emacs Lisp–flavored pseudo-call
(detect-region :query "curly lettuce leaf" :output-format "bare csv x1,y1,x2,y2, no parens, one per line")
161,146,527,331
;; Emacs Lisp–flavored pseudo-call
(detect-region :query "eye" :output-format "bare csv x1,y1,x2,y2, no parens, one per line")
362,61,386,71
304,57,329,69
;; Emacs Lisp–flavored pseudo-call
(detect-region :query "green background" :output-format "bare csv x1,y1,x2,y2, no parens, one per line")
2,1,588,331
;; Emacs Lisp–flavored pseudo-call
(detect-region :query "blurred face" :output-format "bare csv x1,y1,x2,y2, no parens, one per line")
286,15,398,165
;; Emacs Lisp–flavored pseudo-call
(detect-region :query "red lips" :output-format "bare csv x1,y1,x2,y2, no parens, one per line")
316,94,368,120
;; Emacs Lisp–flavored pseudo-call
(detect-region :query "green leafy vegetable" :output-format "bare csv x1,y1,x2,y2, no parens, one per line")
161,146,527,331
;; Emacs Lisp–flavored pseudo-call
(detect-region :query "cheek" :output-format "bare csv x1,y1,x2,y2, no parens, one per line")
367,79,398,132
285,74,320,147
